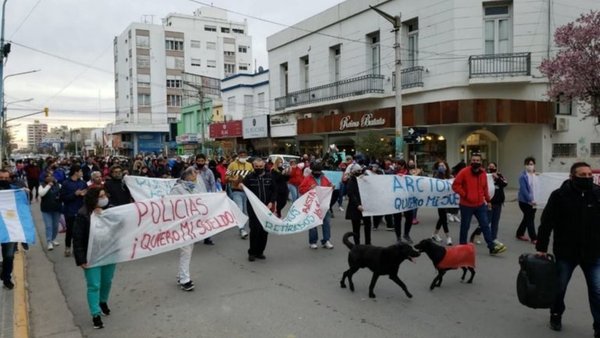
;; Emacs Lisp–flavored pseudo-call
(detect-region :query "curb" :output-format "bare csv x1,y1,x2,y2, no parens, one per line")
13,245,29,338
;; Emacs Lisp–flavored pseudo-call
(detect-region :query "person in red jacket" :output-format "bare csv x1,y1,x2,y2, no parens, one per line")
287,159,304,202
452,153,506,255
298,163,334,249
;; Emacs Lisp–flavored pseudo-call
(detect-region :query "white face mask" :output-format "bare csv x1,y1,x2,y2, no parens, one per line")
98,197,109,208
239,157,247,163
525,164,535,173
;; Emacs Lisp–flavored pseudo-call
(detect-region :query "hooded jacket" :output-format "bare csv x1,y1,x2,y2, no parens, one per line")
536,180,600,262
452,166,490,208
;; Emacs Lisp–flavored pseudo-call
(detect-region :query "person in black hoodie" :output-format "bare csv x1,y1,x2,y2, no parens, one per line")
345,164,371,245
72,187,115,329
469,161,508,243
536,162,600,336
270,157,290,218
242,158,277,262
103,165,132,207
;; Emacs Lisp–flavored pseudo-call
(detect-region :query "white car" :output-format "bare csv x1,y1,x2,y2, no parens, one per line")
268,154,300,165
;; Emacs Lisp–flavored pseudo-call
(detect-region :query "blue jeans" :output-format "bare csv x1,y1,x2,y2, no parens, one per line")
1,242,16,282
83,264,117,317
488,204,502,241
230,190,248,230
459,204,494,250
337,183,346,207
309,211,331,245
552,257,600,331
287,184,299,202
42,211,61,244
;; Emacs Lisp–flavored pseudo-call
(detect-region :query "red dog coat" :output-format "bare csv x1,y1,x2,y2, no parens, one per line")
436,243,476,269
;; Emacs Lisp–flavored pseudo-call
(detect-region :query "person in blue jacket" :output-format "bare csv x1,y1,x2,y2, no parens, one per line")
60,165,88,257
516,156,538,243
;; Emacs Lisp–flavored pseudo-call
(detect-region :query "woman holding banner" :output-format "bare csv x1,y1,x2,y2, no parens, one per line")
169,167,207,291
72,187,114,329
345,164,372,245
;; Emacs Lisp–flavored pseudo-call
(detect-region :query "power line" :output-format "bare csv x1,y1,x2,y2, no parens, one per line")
8,0,43,40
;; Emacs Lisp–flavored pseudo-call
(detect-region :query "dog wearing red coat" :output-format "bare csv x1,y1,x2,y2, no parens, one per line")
414,238,476,290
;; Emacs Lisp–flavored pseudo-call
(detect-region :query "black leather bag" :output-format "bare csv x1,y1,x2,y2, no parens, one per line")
517,253,557,309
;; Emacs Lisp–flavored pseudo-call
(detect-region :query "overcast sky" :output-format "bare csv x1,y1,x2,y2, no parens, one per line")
4,0,344,145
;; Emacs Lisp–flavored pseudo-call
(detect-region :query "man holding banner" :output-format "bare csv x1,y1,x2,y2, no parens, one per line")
242,159,277,262
452,153,507,255
299,163,334,249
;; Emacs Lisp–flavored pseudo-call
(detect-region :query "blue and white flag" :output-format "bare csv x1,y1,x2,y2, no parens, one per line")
0,189,36,244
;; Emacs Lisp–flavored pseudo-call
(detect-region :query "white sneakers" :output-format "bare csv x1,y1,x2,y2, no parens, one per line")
338,206,345,212
431,234,442,242
47,242,54,251
309,243,318,249
446,237,453,245
323,241,334,249
240,229,248,239
447,213,461,222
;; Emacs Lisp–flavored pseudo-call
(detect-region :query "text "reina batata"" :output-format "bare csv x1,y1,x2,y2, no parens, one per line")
339,113,385,131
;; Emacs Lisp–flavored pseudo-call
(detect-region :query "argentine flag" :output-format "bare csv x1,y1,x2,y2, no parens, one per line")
0,189,36,244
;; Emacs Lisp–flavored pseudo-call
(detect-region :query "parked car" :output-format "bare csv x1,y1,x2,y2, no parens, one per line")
268,154,300,166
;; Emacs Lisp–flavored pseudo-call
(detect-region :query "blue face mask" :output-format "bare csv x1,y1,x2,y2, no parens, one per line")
183,181,196,191
438,166,446,173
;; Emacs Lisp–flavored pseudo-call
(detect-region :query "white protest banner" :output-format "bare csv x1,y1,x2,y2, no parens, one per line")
87,193,248,267
534,172,568,208
0,189,36,244
243,186,332,235
357,174,495,217
123,175,177,201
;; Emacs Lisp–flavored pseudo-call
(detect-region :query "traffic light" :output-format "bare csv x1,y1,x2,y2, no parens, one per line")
43,107,49,117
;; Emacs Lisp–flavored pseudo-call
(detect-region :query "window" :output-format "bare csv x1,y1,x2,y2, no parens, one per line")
244,95,253,116
136,35,149,48
191,58,201,67
367,31,380,75
238,46,248,53
191,40,201,48
239,64,249,71
221,27,230,33
258,93,265,108
136,55,150,68
166,77,182,88
166,56,184,69
204,25,217,32
405,19,418,67
224,63,235,76
167,95,182,107
552,143,577,157
592,143,600,157
165,39,184,51
484,4,511,54
138,94,151,106
224,51,235,57
556,101,573,115
280,62,288,95
330,45,341,82
227,96,235,112
300,55,309,89
206,41,216,50
207,60,216,68
137,74,150,88
232,28,244,34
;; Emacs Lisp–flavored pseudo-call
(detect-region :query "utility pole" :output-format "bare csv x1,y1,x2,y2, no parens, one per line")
0,0,9,168
370,6,403,159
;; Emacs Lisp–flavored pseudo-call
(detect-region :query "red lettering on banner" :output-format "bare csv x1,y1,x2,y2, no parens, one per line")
150,201,161,223
174,199,185,219
302,191,316,214
161,200,173,222
135,202,149,226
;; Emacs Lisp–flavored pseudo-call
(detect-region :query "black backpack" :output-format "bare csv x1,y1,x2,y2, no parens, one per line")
517,253,558,309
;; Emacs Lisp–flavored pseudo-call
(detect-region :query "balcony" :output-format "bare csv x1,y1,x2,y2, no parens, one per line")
392,66,425,90
469,52,531,78
274,74,384,110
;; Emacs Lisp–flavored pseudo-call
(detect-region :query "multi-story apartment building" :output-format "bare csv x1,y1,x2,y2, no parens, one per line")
267,0,600,184
111,7,253,156
26,120,48,149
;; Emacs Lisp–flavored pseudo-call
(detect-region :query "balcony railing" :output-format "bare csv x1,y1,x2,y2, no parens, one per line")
274,74,384,110
469,52,531,78
393,66,425,90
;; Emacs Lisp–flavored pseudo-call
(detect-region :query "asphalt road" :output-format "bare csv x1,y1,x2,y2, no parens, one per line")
27,193,594,338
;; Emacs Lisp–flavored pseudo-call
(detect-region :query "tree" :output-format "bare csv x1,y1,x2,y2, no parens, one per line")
356,132,393,161
539,11,600,119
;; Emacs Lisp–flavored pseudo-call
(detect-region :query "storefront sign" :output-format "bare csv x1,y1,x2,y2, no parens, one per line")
243,115,269,139
339,113,386,131
176,133,198,144
209,120,243,138
138,133,163,154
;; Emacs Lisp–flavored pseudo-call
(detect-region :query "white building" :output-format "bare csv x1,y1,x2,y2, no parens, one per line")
26,120,47,149
267,0,600,185
112,7,253,156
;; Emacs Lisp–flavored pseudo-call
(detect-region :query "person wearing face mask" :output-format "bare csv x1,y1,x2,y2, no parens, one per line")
536,162,600,336
452,153,507,255
72,187,114,329
39,173,63,251
516,156,538,243
469,162,508,244
60,165,88,257
169,167,207,291
103,165,132,208
299,163,335,249
242,159,277,261
345,164,372,245
226,150,254,239
431,160,453,245
194,154,217,245
271,158,290,218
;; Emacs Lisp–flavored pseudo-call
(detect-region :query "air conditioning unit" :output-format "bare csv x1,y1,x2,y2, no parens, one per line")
554,116,569,132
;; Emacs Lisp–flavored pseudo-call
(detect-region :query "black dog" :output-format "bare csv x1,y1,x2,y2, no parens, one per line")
414,238,476,290
340,232,420,298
